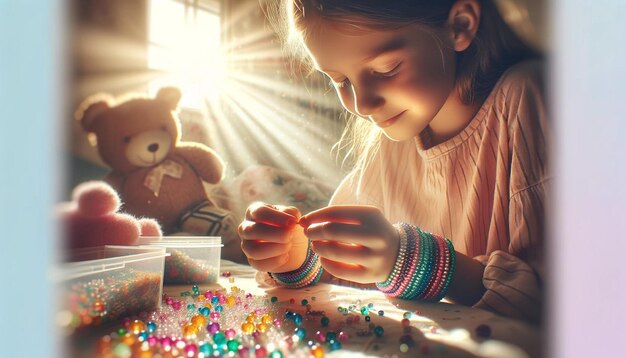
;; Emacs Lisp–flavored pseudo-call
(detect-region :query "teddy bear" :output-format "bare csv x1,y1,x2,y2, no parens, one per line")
75,87,244,262
58,180,162,258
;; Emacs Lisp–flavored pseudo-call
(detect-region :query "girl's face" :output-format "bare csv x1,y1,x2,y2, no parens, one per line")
303,22,457,141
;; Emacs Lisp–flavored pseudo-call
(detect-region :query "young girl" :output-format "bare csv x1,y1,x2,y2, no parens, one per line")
239,0,548,324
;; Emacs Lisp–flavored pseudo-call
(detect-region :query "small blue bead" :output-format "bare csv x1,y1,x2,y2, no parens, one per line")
294,327,307,339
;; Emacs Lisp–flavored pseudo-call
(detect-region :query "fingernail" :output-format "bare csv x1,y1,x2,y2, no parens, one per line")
299,216,309,228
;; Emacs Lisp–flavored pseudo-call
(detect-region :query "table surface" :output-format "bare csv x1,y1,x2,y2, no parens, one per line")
162,260,543,358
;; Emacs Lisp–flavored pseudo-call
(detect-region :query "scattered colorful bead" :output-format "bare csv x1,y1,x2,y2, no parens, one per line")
91,278,442,357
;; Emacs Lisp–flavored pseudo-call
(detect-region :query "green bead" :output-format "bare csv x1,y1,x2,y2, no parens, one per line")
360,306,369,315
117,328,127,336
269,350,284,358
374,326,384,337
321,316,330,327
226,339,240,352
213,332,226,345
301,299,308,306
271,296,278,303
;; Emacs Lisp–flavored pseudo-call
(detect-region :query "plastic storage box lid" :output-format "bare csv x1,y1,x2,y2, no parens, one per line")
54,245,168,281
139,236,223,248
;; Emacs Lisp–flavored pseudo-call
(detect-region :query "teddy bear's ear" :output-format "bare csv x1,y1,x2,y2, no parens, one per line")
75,94,114,132
156,86,182,111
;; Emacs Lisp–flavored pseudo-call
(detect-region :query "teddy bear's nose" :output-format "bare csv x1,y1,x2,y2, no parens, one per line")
148,143,159,153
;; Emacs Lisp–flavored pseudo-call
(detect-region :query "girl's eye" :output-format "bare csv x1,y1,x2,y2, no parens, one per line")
374,63,401,77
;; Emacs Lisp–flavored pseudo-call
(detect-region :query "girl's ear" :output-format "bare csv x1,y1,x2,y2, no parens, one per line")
448,0,481,52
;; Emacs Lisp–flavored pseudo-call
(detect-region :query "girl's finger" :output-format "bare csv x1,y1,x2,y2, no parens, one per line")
310,240,371,264
238,221,292,244
278,205,302,221
245,202,298,227
248,254,289,272
300,205,382,227
241,241,291,261
319,258,370,284
305,221,385,247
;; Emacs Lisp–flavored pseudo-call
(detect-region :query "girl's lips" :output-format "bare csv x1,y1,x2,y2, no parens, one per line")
376,110,406,128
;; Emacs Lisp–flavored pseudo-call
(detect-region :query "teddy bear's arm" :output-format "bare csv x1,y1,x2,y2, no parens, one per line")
174,142,225,184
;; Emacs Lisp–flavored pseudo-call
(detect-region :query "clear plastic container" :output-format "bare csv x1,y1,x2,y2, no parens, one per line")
55,245,167,333
138,236,222,285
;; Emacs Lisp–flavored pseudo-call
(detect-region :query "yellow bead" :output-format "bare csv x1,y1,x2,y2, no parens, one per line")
129,320,147,334
256,323,268,333
311,345,325,358
182,323,198,339
228,277,235,283
121,333,136,345
241,322,254,334
246,313,256,323
261,314,273,325
226,296,236,307
195,295,206,302
191,314,207,328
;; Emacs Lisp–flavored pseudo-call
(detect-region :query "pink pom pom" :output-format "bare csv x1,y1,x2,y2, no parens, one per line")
73,181,120,217
138,218,163,238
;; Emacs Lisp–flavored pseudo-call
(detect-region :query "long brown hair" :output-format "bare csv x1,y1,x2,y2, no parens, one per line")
264,0,539,169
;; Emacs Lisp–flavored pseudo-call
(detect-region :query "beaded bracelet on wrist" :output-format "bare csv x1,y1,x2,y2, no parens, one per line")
376,223,456,302
268,243,323,288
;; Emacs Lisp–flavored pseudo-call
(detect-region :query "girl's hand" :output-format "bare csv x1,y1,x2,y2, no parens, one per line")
300,205,399,284
238,202,309,273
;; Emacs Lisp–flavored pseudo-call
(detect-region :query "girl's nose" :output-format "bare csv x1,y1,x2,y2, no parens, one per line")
352,84,384,117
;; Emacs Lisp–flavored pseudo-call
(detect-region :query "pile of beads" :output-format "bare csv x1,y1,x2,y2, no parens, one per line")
94,283,405,357
164,249,219,284
60,269,162,333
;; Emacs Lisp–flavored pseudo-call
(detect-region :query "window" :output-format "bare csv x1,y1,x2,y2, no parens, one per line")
148,0,224,108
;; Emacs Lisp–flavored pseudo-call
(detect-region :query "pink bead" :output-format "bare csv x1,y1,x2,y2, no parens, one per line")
338,331,349,342
254,345,267,358
273,319,282,328
184,344,197,357
147,336,158,346
210,311,220,321
225,328,236,339
316,331,326,342
161,337,172,348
